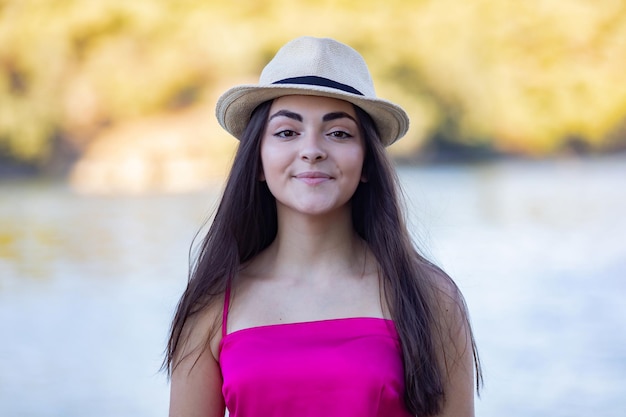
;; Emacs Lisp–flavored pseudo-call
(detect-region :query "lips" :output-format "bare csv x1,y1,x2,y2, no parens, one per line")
294,171,333,185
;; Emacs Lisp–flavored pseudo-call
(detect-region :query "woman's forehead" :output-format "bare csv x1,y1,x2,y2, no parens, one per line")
269,95,356,117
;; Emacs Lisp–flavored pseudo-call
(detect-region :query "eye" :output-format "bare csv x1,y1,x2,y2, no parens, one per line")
274,130,299,138
328,130,353,139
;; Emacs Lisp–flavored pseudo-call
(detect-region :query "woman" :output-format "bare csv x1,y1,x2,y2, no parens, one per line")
164,36,481,417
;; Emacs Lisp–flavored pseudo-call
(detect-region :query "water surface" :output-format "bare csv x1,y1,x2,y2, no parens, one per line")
1,157,624,416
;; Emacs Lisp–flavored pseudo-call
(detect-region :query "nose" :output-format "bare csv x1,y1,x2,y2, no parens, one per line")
299,134,327,162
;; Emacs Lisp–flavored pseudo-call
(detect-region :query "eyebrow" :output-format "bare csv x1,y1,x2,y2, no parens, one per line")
322,111,357,124
268,110,357,124
268,110,303,122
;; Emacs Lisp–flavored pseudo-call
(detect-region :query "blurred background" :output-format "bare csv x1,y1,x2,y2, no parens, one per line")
0,0,625,416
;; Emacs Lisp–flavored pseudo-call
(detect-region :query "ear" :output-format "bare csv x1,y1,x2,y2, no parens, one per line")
360,170,368,183
259,167,266,182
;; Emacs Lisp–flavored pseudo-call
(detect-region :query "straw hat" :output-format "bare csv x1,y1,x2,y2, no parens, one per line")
215,36,410,146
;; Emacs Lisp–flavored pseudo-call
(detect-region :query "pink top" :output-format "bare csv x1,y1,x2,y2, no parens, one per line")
218,288,412,417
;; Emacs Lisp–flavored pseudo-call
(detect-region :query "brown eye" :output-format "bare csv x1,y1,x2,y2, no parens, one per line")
275,130,298,138
329,130,353,139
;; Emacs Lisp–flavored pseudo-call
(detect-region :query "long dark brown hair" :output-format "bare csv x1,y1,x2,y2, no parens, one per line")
164,99,482,416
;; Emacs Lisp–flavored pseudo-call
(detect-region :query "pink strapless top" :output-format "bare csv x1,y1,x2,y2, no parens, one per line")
218,290,411,417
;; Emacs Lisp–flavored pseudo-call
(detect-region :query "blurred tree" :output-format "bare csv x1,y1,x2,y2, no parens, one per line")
0,0,625,167
407,0,626,155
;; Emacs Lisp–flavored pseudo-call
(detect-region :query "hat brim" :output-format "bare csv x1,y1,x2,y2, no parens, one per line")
216,84,409,147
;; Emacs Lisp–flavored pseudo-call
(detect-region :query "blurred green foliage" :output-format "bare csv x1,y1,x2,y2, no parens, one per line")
1,0,625,163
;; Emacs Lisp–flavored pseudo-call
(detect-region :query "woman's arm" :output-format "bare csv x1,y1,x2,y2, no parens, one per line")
433,278,479,417
169,306,226,417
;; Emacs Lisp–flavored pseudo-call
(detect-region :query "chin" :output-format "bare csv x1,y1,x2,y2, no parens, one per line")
288,201,352,218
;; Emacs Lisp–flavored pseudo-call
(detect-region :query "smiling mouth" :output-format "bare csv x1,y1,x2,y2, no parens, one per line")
294,172,334,185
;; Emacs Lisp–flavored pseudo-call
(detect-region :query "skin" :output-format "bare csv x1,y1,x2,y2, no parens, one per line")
434,280,477,417
168,95,476,417
260,95,366,219
230,95,384,335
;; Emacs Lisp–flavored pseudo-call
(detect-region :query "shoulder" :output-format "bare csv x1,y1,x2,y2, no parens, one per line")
421,262,465,314
419,262,472,352
169,295,227,417
173,294,226,369
423,263,479,414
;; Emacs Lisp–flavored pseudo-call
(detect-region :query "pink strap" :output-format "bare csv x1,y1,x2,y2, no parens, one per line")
222,285,231,338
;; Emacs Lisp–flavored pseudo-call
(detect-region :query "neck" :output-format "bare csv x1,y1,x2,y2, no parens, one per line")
261,204,365,284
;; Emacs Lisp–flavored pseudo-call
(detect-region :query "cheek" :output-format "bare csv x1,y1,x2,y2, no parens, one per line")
258,151,264,181
347,148,366,176
259,143,284,183
259,139,272,181
350,151,367,183
358,150,368,180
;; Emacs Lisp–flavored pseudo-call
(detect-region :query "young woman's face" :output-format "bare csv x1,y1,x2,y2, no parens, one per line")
260,95,366,218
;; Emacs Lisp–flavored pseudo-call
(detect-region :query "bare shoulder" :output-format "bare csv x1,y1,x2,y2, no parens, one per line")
169,295,226,417
424,264,479,416
424,265,473,354
172,295,225,369
423,264,467,319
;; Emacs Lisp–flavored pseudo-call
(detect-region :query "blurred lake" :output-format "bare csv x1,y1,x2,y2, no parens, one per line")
0,156,625,417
